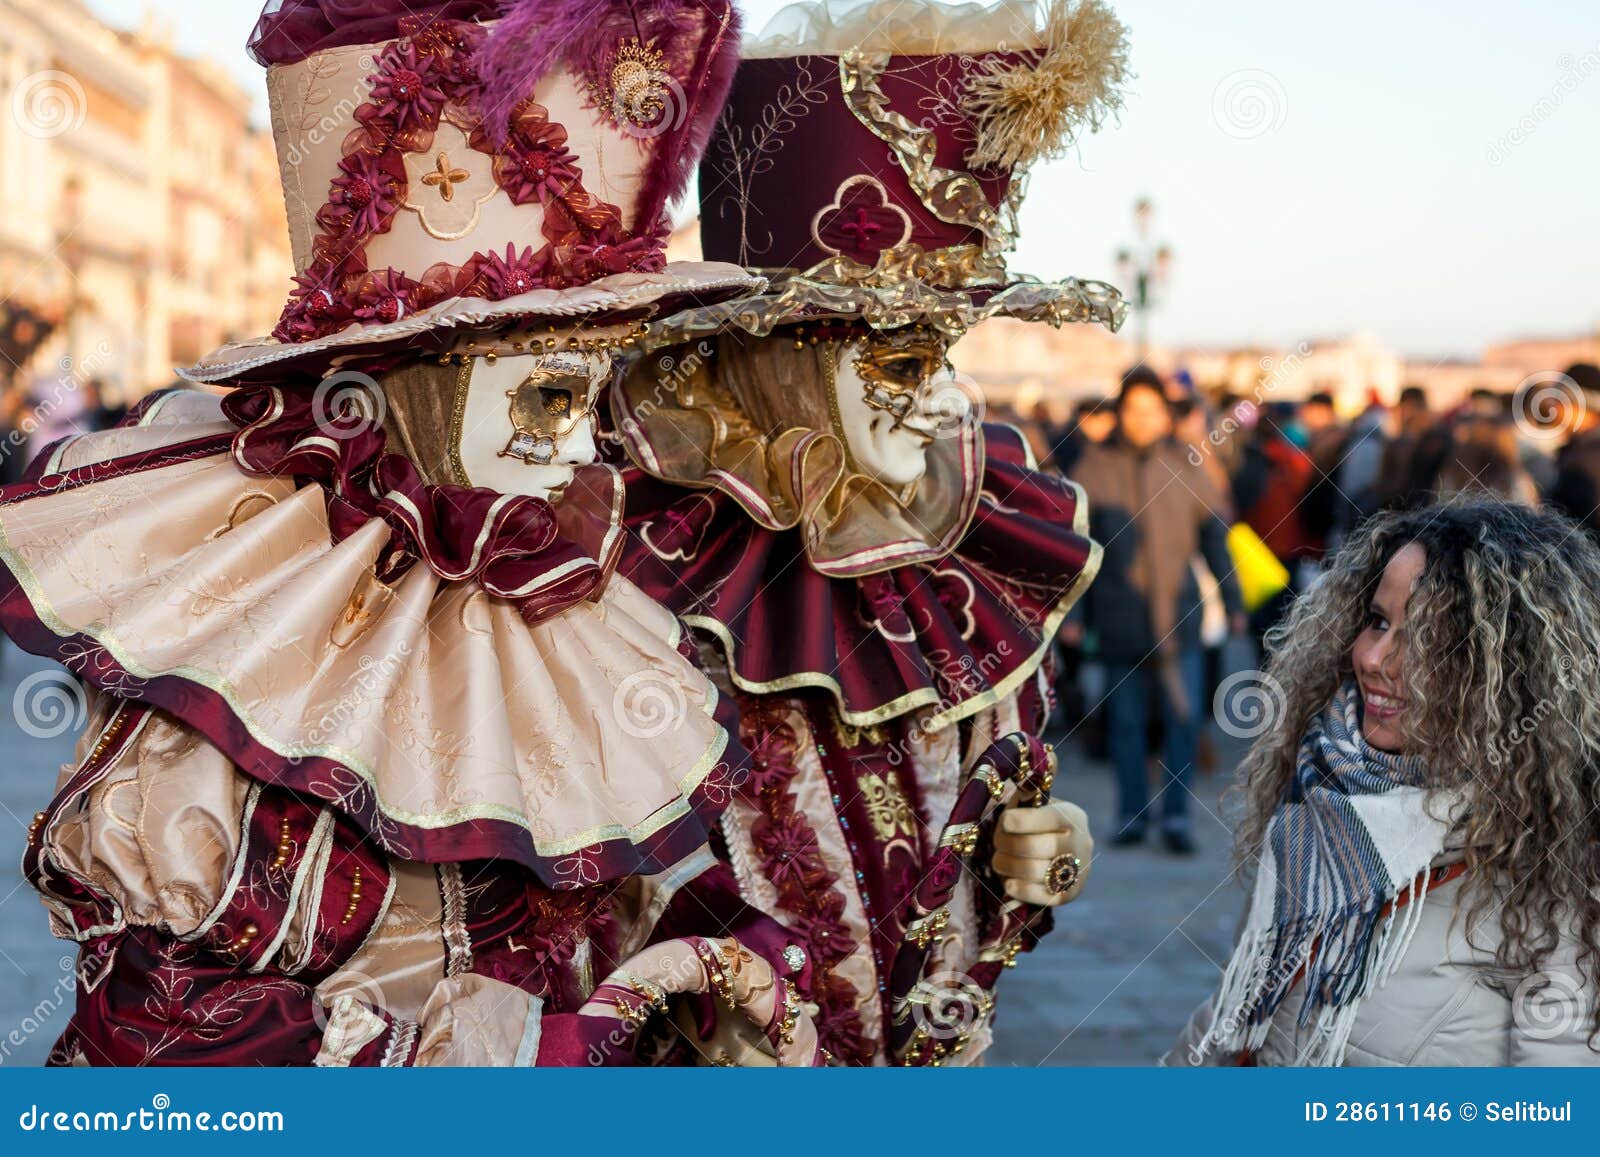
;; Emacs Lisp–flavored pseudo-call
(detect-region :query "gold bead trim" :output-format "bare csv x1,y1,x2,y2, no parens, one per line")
341,865,364,925
270,818,293,871
940,823,980,856
434,322,648,364
906,906,950,950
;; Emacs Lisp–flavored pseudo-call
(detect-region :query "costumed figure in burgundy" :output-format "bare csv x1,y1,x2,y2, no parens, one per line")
610,0,1130,1064
0,0,827,1066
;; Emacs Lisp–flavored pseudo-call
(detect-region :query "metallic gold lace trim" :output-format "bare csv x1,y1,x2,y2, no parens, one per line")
640,249,1125,348
839,52,1008,255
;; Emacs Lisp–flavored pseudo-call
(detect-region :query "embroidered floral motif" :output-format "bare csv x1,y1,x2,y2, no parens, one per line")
812,174,913,265
859,772,916,840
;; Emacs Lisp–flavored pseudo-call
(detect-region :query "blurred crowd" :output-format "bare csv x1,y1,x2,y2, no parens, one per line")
0,378,128,487
994,360,1600,855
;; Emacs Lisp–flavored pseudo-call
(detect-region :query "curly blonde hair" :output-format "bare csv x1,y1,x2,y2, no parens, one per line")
1234,498,1600,1044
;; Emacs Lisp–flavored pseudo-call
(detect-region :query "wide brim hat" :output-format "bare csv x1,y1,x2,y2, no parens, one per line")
183,0,763,385
638,0,1130,350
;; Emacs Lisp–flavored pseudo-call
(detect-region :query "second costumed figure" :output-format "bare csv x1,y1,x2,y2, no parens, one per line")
3,0,828,1066
612,0,1130,1064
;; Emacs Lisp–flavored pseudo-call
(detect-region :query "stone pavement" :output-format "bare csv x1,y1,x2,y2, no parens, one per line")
0,641,1249,1067
0,645,84,1067
986,730,1245,1066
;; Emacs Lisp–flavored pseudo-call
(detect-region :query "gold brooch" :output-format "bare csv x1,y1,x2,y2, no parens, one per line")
600,38,668,129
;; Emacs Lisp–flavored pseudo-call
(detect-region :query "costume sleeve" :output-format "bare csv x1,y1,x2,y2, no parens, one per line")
28,702,403,1066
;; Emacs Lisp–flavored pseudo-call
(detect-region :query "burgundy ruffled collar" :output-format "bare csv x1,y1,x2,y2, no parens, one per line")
617,423,1103,729
223,381,622,622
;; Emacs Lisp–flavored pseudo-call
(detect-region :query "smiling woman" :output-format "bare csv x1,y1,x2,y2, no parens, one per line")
1171,499,1600,1066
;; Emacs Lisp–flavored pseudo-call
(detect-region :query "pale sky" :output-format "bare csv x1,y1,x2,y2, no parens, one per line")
89,0,1600,360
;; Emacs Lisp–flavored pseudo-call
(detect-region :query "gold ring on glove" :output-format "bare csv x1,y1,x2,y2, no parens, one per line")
1044,853,1084,896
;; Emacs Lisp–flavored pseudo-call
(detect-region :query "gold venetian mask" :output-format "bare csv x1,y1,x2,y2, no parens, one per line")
499,351,602,466
852,330,952,430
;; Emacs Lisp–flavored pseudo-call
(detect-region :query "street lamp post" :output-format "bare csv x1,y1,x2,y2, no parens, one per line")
1115,197,1173,364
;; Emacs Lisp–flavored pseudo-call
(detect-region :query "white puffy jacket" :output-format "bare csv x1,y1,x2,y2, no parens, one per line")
1168,871,1599,1066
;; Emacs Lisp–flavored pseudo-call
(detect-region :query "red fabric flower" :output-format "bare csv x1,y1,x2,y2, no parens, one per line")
738,703,803,796
350,268,419,326
470,243,551,300
490,106,582,206
522,884,611,968
366,42,447,133
752,811,825,893
275,269,356,343
330,149,401,237
560,219,665,283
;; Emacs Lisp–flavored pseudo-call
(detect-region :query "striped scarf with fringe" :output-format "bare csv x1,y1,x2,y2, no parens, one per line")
1199,680,1466,1065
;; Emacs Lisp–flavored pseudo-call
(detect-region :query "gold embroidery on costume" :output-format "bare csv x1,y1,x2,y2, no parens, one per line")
399,118,497,240
597,38,669,129
859,772,916,839
810,173,912,257
206,490,280,540
420,151,470,202
330,570,396,649
838,53,1007,255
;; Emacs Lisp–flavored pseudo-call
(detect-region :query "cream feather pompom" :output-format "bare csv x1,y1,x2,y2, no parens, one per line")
963,0,1131,171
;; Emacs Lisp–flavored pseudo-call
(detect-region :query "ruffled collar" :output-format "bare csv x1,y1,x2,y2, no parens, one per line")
617,421,1102,729
0,390,741,887
223,381,623,622
612,366,981,578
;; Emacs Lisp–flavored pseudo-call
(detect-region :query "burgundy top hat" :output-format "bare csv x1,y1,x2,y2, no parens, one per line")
644,0,1131,348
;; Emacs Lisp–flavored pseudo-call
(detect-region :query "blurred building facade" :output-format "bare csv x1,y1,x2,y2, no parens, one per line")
0,0,288,402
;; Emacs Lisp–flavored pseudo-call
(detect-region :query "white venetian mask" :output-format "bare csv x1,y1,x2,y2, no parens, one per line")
452,349,608,501
828,331,954,489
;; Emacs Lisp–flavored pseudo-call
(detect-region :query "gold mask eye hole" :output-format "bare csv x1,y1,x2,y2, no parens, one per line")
884,357,923,382
539,386,573,419
508,379,579,430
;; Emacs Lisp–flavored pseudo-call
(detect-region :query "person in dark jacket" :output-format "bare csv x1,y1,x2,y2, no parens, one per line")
1069,367,1244,854
1547,363,1600,540
1049,395,1114,475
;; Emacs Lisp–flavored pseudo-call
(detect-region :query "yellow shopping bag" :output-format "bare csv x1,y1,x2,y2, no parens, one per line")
1226,522,1290,612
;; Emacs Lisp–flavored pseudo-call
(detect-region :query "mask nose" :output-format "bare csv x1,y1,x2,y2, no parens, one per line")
555,418,597,467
